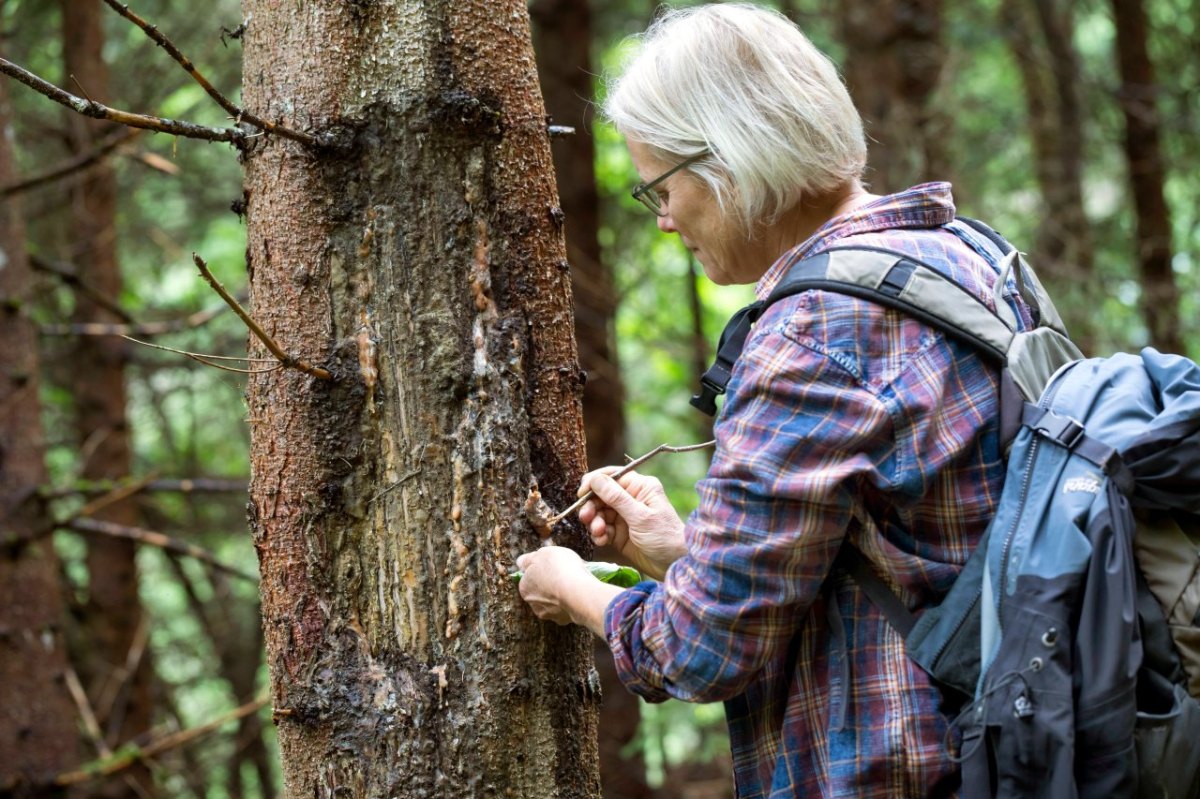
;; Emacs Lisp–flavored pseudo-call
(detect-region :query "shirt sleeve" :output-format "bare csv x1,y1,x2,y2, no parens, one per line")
604,301,898,703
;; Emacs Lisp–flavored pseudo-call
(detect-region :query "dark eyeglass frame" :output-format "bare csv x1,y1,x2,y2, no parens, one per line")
631,152,708,216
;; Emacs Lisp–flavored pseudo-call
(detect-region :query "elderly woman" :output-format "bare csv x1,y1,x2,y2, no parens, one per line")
517,4,1028,797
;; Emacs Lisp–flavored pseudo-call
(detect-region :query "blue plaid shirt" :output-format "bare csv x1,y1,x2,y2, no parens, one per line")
604,184,1033,798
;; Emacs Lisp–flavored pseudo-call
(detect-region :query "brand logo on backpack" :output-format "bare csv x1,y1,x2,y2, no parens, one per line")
1062,474,1102,495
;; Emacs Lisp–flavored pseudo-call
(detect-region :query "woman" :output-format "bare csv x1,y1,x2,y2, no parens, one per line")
517,5,1029,797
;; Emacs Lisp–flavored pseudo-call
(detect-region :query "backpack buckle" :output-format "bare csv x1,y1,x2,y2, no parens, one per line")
1024,406,1085,450
690,377,726,416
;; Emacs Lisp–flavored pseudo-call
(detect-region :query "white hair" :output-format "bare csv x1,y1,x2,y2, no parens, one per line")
603,3,867,231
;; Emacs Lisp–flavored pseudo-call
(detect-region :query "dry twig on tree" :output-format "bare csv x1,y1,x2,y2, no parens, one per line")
53,695,270,787
100,0,326,148
65,517,257,582
2,127,140,196
193,254,333,380
0,57,247,145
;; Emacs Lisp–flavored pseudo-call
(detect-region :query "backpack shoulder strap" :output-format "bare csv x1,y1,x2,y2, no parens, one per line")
691,246,1018,415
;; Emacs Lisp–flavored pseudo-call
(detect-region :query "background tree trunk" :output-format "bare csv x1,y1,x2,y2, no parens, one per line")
839,0,949,193
0,65,82,797
60,6,155,788
241,1,599,796
1000,0,1097,353
1110,0,1182,353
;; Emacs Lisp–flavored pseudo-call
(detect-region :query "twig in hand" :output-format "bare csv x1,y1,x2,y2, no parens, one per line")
122,335,283,375
100,0,325,148
193,254,333,380
537,440,717,527
0,57,246,144
64,517,257,582
53,694,270,786
3,127,140,196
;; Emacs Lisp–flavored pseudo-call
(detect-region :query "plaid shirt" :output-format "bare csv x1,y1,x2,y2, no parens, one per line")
605,183,1034,799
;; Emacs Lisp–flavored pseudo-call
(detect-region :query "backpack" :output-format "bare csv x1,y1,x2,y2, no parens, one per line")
692,220,1200,799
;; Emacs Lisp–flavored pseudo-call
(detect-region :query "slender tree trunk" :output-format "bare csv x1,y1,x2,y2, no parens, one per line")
0,60,82,797
1000,0,1097,353
60,5,155,792
1110,0,1182,353
241,2,599,796
839,0,949,193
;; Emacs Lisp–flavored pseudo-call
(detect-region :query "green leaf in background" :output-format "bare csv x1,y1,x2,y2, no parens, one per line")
509,560,643,588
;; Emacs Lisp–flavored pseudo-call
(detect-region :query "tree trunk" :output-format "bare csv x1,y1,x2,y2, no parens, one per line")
0,61,82,797
1000,0,1097,353
839,0,949,193
1110,0,1182,354
60,7,155,782
241,2,599,796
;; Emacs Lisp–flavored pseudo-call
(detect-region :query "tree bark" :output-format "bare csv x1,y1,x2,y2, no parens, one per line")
60,5,155,792
241,2,599,796
839,0,949,193
1000,0,1097,353
0,57,82,797
1110,0,1182,353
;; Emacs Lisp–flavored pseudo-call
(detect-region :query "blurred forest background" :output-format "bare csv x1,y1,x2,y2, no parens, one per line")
0,0,1196,797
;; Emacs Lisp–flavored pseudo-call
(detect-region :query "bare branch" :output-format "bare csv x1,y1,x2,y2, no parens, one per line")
0,56,247,145
65,517,257,582
41,477,246,500
64,665,113,758
54,695,270,787
42,303,229,337
122,334,284,375
30,253,136,323
193,254,333,380
3,127,140,196
547,124,576,137
100,0,326,148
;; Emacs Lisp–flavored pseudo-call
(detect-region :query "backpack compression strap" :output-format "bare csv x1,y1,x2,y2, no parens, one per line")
691,247,1018,415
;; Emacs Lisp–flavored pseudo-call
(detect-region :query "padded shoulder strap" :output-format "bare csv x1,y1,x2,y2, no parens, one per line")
691,247,1018,415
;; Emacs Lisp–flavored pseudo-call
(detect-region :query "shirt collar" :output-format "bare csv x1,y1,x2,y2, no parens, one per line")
755,182,958,300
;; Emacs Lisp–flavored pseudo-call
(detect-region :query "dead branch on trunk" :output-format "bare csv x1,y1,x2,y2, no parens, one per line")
64,517,257,582
100,0,326,149
53,695,270,787
3,127,140,196
193,254,333,380
121,334,283,375
0,57,247,145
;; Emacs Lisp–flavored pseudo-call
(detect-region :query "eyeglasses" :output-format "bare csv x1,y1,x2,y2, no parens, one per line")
631,152,708,216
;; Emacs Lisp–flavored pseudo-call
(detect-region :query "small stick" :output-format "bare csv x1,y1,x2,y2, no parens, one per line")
65,517,257,582
122,334,283,375
3,127,139,196
0,57,246,144
100,0,325,148
64,664,112,758
543,440,716,525
71,471,159,523
193,254,333,380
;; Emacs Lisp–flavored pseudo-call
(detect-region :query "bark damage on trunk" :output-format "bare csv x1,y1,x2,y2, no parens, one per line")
242,2,598,796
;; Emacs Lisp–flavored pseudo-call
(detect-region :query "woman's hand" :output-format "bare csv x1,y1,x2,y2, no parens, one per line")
516,546,622,637
577,468,686,580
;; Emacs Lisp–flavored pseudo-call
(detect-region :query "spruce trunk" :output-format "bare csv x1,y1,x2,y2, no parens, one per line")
241,2,599,796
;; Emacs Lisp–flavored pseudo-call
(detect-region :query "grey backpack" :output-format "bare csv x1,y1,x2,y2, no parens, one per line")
694,222,1200,798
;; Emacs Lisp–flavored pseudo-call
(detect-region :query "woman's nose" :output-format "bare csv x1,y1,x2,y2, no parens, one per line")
656,212,677,233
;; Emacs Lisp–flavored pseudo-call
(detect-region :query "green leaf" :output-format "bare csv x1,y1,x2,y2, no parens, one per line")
508,561,643,588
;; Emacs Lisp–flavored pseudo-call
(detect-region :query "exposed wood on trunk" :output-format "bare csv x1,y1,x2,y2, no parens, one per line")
1000,0,1097,353
60,6,154,792
839,0,949,193
0,64,82,796
241,2,599,795
1110,0,1182,353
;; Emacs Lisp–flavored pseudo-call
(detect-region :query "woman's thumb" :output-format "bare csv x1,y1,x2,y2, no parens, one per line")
588,473,645,521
